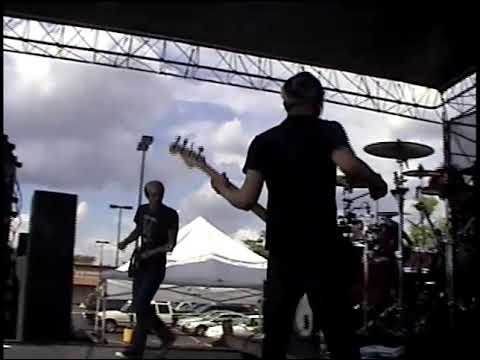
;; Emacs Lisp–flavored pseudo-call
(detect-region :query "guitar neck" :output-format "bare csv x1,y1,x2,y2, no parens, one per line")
201,163,267,222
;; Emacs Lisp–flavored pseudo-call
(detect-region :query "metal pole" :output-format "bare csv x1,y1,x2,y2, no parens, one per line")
93,285,101,336
442,99,455,330
101,282,106,342
137,150,146,210
115,209,122,268
135,149,147,251
362,240,369,330
392,161,408,330
99,244,104,268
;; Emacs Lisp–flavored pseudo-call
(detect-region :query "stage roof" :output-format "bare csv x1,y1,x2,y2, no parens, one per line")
4,3,475,92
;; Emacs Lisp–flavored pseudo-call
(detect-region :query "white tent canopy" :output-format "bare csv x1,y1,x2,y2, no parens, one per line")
101,216,267,290
105,280,262,305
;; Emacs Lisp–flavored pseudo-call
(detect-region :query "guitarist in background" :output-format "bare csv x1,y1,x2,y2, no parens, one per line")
115,180,179,359
211,72,388,359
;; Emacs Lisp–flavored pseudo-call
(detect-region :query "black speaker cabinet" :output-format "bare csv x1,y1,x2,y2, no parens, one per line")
17,190,77,341
16,233,29,257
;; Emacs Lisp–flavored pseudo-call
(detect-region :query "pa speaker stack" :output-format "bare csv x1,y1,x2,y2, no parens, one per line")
16,190,77,342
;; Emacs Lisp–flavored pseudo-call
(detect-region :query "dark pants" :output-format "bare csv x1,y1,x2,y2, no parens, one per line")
128,261,172,356
262,254,360,359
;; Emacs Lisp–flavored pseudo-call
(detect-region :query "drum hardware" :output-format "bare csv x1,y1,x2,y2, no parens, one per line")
364,140,434,333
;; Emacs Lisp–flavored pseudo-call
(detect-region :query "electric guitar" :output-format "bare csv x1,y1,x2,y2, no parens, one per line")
168,136,267,222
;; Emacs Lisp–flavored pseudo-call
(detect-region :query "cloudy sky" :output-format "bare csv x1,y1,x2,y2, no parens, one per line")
4,51,447,266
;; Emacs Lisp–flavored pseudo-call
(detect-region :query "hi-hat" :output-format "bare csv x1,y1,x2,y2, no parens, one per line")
364,140,434,160
402,164,443,178
403,169,443,178
377,211,411,218
421,186,442,196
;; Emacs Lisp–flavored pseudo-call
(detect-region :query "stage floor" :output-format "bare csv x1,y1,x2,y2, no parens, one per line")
3,343,244,359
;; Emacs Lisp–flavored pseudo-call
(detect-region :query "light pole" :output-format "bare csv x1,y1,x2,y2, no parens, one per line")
109,204,133,267
94,240,109,343
136,135,154,209
95,240,110,268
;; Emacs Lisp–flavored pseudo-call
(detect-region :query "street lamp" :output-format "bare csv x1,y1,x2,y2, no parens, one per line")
136,135,154,209
95,240,110,268
109,204,133,267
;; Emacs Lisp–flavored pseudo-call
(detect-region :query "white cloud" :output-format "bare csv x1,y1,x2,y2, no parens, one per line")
179,180,265,236
4,53,175,191
172,78,281,115
231,228,261,241
77,201,89,223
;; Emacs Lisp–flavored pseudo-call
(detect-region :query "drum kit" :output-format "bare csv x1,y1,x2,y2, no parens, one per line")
337,139,476,336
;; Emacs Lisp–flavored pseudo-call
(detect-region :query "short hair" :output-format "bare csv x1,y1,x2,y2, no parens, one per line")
281,72,324,107
144,181,164,199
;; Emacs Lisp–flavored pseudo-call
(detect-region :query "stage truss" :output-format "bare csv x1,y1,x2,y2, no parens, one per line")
4,16,475,126
3,16,476,163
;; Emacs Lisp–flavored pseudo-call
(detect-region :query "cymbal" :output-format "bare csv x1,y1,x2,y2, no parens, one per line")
377,211,411,218
403,169,443,178
377,211,400,218
364,140,434,160
421,186,442,196
336,175,369,189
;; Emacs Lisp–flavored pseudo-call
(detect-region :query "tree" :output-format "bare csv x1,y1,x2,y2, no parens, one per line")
409,224,436,248
408,196,444,249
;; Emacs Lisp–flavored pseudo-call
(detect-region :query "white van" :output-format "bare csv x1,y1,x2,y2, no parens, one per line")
96,300,173,333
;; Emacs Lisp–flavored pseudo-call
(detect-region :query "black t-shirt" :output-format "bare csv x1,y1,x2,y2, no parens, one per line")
134,203,179,264
242,115,353,257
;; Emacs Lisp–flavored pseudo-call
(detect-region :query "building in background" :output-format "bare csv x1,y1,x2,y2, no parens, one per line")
72,263,115,305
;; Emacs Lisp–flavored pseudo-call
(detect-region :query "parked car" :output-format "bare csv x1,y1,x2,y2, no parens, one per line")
183,312,248,336
172,303,210,325
173,303,258,326
81,295,126,324
176,310,227,328
205,315,263,339
193,303,259,315
96,300,173,333
175,302,199,312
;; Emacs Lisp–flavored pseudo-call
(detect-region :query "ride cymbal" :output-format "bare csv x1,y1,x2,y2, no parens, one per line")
364,140,434,160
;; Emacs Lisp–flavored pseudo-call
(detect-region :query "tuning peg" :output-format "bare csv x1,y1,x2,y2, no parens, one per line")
169,136,181,153
197,146,205,161
181,138,188,151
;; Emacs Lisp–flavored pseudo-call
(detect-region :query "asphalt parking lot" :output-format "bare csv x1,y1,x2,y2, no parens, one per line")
71,309,217,350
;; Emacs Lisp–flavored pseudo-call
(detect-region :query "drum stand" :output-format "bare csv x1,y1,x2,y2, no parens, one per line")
443,200,456,330
391,161,411,332
361,226,372,331
363,161,410,336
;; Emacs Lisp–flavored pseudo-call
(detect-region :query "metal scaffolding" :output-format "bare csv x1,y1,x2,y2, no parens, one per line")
5,16,475,125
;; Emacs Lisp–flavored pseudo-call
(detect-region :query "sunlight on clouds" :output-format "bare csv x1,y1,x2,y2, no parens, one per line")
14,54,51,87
76,201,89,223
386,115,408,129
231,228,261,241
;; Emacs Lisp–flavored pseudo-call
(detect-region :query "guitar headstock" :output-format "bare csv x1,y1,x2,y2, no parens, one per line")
169,136,206,170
